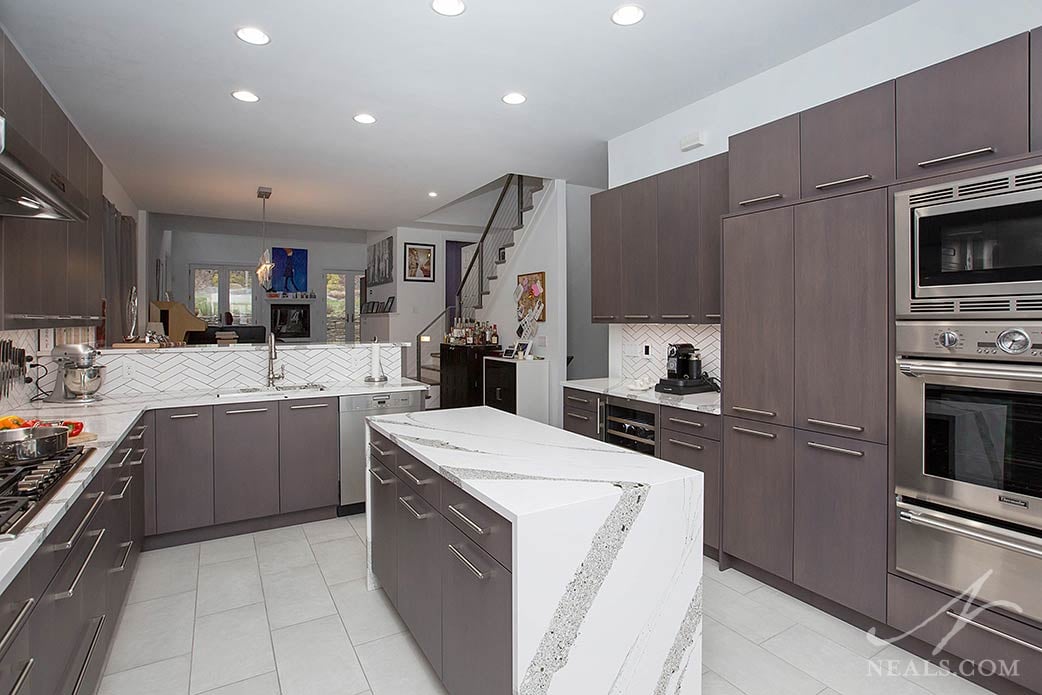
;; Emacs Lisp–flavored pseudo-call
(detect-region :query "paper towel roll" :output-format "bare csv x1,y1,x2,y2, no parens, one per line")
366,342,387,382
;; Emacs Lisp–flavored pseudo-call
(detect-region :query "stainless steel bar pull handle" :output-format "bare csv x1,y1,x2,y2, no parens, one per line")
51,493,104,551
109,476,133,501
566,395,590,404
732,406,776,417
566,413,590,422
226,408,268,415
944,611,1042,655
368,468,394,486
624,315,650,320
71,615,106,695
52,529,106,600
169,413,199,419
668,417,703,428
0,599,34,656
899,361,1042,382
592,315,616,320
448,504,488,535
660,314,691,320
806,441,863,457
109,448,133,470
8,657,33,695
448,544,488,580
596,398,603,435
806,418,864,433
668,438,703,451
128,448,149,467
814,174,872,190
398,496,427,520
370,444,394,457
112,541,134,573
399,466,426,486
732,426,775,439
738,193,783,206
918,147,994,168
290,403,329,410
127,424,149,441
704,314,721,319
898,505,1042,560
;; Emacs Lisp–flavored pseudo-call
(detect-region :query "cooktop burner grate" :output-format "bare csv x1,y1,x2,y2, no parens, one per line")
0,446,94,537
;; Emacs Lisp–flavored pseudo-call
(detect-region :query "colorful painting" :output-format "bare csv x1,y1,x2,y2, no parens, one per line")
517,271,546,322
404,242,436,282
271,248,308,293
367,236,394,287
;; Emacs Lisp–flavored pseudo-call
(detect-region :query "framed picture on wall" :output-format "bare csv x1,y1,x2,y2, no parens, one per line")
404,242,436,282
367,236,394,287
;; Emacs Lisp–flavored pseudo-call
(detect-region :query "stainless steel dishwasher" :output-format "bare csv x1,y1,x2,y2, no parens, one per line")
339,391,423,512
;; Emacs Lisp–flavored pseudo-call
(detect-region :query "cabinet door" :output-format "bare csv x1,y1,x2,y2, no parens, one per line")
728,114,800,211
590,188,621,322
130,411,157,537
800,82,896,197
3,218,41,318
794,190,888,443
660,432,721,550
86,152,105,321
279,398,339,513
41,89,69,176
1033,28,1042,151
3,39,41,149
105,464,135,620
619,177,658,321
722,418,793,580
396,492,443,676
794,431,887,621
0,570,35,695
897,34,1029,178
442,523,512,695
37,219,69,319
155,406,214,534
721,207,794,425
698,152,728,323
214,402,280,524
369,461,398,605
484,360,516,414
656,163,700,322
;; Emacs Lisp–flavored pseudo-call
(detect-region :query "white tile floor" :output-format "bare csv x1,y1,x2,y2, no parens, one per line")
99,515,991,695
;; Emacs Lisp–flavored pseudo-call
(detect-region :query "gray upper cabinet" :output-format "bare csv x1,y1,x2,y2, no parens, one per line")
619,177,658,322
656,162,700,322
722,206,794,426
40,89,69,177
3,36,42,149
800,82,896,197
896,33,1029,179
156,406,214,534
794,189,889,443
279,398,339,513
590,188,622,322
698,152,728,323
728,114,800,211
214,402,280,524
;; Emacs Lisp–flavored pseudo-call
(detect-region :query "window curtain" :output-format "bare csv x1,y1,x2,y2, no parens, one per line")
102,199,137,345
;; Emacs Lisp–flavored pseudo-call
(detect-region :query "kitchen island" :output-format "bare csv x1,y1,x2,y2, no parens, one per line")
366,406,704,695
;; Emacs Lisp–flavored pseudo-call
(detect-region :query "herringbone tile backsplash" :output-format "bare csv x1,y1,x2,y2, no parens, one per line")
0,328,94,410
619,324,721,382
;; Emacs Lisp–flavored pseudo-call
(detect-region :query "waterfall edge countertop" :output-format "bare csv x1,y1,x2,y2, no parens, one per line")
365,406,704,693
0,379,427,595
562,377,721,415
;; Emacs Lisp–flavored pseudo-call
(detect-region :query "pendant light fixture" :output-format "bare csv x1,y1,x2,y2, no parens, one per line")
255,186,275,289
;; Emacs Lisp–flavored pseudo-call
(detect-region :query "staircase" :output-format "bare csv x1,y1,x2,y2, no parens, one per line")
416,174,545,407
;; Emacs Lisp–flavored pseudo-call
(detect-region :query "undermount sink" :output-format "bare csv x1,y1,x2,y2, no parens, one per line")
275,383,326,392
214,383,326,397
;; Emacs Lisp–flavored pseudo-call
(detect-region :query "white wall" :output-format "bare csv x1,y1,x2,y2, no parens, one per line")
476,180,568,426
608,0,1042,186
565,184,607,380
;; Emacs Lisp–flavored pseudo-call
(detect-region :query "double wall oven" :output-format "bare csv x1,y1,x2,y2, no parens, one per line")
895,162,1042,627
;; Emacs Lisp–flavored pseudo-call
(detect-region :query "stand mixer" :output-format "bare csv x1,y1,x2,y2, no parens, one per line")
46,344,106,403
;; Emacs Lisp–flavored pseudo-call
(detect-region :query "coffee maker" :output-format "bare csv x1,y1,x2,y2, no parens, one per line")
655,343,717,395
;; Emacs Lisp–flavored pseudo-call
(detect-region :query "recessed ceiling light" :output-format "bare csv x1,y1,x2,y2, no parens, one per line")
235,26,270,45
611,4,645,25
502,92,526,105
428,192,438,198
353,113,377,125
16,197,41,210
231,90,260,103
431,0,466,16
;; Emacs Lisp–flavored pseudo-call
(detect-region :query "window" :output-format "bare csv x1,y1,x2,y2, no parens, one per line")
325,271,362,342
191,266,256,325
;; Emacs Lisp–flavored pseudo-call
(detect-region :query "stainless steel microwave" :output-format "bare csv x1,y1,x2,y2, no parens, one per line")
896,162,1042,319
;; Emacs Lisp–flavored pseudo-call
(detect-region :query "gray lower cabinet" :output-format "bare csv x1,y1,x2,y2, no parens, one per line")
442,523,512,695
660,430,721,550
396,491,444,677
369,460,399,606
793,431,887,622
563,406,600,439
156,406,215,534
722,417,794,581
279,398,339,513
0,570,35,695
728,114,800,211
214,402,280,524
130,412,157,538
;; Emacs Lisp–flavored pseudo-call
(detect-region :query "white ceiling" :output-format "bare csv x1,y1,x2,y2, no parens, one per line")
0,0,917,230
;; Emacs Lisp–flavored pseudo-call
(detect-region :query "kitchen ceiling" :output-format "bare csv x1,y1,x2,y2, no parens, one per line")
0,0,917,230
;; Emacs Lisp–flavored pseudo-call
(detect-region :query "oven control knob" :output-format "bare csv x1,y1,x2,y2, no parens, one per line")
997,328,1031,355
938,331,959,348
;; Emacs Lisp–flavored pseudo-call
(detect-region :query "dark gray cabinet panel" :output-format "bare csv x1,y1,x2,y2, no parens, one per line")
442,523,512,695
729,114,800,211
156,406,214,534
37,219,69,319
3,38,41,149
723,418,793,581
0,569,34,695
86,152,105,320
721,207,794,425
214,402,280,524
800,82,896,197
369,460,399,605
40,89,69,176
3,218,42,318
483,359,516,414
794,189,889,443
563,406,600,440
698,152,728,323
441,481,512,573
590,188,622,322
619,177,659,321
897,34,1029,178
562,388,597,412
660,406,720,441
656,162,700,322
793,431,887,621
660,432,721,550
130,411,157,537
1033,28,1042,151
396,493,443,676
279,398,339,513
396,450,442,510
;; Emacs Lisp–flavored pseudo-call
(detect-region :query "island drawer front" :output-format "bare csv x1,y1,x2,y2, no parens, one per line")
369,429,397,464
397,451,442,509
660,406,720,441
442,484,512,572
563,388,598,413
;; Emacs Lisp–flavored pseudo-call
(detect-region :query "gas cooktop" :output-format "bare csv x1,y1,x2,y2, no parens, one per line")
0,446,94,538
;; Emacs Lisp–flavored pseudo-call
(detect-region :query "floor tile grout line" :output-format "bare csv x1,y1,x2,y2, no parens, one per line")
187,543,201,695
193,669,279,695
253,534,286,695
100,651,194,681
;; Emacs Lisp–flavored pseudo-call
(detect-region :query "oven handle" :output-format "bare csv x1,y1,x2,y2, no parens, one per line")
897,501,1042,560
898,360,1042,383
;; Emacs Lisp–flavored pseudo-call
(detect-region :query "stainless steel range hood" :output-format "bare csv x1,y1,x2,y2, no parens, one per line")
0,114,88,222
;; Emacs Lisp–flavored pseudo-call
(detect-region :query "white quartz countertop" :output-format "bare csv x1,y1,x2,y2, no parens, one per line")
561,377,721,415
103,341,410,355
0,379,427,594
366,406,700,522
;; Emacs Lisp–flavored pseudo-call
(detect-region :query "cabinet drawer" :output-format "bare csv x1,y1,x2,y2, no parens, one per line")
441,483,512,572
396,451,442,510
659,432,720,550
30,467,108,591
888,574,1042,692
369,428,397,466
0,566,36,695
396,493,443,677
563,407,600,440
562,388,598,413
369,461,398,605
660,406,720,440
